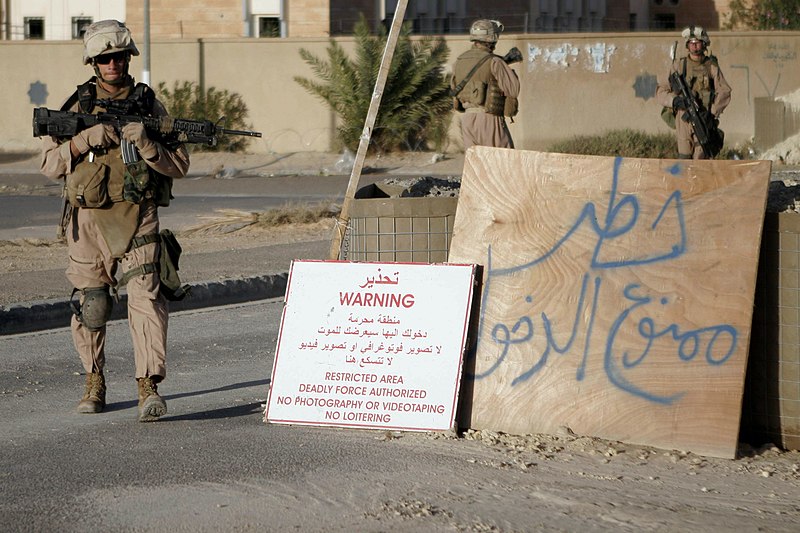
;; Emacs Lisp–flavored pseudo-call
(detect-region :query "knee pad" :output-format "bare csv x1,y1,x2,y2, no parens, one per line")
71,286,113,331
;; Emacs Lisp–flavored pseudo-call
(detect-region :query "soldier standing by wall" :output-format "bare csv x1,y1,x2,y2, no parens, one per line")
39,20,190,421
657,26,732,159
451,19,520,149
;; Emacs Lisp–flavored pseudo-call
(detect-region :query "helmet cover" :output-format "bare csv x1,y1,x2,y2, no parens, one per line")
83,20,140,65
470,19,504,44
682,25,710,47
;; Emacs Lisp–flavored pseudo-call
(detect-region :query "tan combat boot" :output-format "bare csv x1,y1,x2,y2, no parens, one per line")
77,372,106,414
137,376,167,422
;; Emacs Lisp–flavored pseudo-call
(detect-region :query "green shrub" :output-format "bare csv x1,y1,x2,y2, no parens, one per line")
294,14,453,153
547,129,679,159
156,81,255,152
725,0,800,30
548,129,750,160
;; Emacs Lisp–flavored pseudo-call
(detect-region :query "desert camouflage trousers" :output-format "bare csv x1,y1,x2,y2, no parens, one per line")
66,200,168,380
460,110,515,150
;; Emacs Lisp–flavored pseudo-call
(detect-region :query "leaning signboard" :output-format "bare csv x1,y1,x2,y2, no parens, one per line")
265,260,476,432
449,147,771,459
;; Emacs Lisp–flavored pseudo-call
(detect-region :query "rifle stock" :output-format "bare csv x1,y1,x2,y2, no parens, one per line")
503,47,523,65
668,71,723,158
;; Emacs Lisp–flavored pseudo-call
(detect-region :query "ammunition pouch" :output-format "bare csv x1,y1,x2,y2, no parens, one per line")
485,79,506,116
120,161,173,207
123,160,152,204
65,161,111,208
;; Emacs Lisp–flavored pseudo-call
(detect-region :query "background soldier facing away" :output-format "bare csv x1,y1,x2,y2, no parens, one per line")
657,25,732,159
39,20,190,421
451,19,520,149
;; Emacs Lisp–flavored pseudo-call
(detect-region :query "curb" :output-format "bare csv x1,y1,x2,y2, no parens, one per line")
0,273,288,336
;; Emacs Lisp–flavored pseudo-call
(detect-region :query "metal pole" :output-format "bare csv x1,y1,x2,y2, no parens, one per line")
4,0,11,40
142,0,151,85
328,0,409,260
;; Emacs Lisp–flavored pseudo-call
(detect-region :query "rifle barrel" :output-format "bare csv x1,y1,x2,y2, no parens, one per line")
221,128,262,137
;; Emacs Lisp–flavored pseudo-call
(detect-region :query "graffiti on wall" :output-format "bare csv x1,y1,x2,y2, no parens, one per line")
764,42,797,70
465,157,738,405
28,82,47,106
525,41,618,73
633,73,658,100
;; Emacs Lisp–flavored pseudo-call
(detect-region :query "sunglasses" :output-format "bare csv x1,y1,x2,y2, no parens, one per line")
95,51,129,65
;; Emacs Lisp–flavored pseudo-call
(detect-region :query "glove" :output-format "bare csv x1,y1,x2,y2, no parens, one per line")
72,124,119,154
672,96,689,111
122,122,159,160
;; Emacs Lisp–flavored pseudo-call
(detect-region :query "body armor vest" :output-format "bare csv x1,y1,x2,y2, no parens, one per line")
454,49,496,110
63,78,173,207
682,56,717,110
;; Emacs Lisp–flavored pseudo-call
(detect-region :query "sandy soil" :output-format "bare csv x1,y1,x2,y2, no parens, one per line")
0,220,334,306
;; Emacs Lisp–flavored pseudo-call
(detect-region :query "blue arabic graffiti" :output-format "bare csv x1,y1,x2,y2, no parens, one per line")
468,158,738,405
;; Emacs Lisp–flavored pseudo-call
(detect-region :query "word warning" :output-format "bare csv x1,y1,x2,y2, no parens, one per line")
265,260,476,431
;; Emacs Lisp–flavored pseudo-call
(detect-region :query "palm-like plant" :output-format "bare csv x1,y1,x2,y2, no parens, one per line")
295,15,452,153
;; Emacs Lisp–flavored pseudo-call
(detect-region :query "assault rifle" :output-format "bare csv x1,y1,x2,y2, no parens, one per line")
33,102,262,164
668,71,723,158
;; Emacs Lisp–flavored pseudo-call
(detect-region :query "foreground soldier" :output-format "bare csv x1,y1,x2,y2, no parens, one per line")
451,19,520,149
40,20,190,421
657,25,731,159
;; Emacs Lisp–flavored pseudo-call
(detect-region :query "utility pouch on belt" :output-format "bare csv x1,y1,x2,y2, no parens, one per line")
504,96,519,118
121,229,190,301
661,106,676,129
123,159,151,204
65,161,111,208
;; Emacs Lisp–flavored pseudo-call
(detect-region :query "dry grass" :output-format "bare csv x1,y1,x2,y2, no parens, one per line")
0,238,63,248
184,203,341,234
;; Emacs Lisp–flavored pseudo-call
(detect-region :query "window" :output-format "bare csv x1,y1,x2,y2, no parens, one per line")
24,17,44,40
258,17,280,38
72,17,93,39
653,13,676,29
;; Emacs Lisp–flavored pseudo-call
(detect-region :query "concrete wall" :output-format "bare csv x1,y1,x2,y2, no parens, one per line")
3,31,800,154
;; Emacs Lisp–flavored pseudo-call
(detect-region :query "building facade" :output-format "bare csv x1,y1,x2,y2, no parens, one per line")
0,0,738,40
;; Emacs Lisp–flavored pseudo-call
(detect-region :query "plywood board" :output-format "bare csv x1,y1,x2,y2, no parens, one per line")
448,147,772,458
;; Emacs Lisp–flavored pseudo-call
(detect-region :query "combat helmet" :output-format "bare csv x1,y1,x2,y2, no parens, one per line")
682,25,710,48
82,20,139,65
470,19,503,44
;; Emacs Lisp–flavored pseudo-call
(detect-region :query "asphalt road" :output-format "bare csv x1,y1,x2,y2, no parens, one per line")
4,300,799,533
0,299,512,532
1,299,395,531
0,174,352,240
